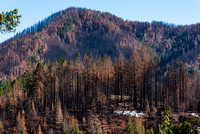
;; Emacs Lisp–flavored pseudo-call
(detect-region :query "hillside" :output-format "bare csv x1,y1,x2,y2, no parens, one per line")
0,49,198,133
1,7,200,80
1,7,200,133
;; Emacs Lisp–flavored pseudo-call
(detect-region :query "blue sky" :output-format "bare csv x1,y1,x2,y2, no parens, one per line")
0,0,200,43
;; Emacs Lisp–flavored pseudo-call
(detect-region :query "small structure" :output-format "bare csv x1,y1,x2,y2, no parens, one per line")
190,113,199,118
113,109,144,117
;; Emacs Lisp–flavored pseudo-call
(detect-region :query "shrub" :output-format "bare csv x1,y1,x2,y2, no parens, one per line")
38,45,44,54
30,55,38,63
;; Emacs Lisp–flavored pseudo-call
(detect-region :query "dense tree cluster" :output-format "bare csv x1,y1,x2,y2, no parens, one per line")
0,47,199,133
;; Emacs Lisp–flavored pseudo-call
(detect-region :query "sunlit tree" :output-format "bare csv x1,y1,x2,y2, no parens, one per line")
0,9,21,33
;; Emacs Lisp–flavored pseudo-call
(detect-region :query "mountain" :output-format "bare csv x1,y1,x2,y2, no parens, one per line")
1,7,200,133
1,7,200,80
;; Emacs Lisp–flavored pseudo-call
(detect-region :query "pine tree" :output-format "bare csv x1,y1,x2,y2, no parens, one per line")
13,76,22,91
126,50,141,109
0,121,3,134
33,62,45,93
179,64,188,111
0,9,21,33
16,110,27,134
153,56,159,108
22,61,34,93
166,61,179,110
114,53,125,107
26,100,39,133
126,121,134,134
56,100,64,124
38,125,43,134
102,56,113,113
75,52,84,109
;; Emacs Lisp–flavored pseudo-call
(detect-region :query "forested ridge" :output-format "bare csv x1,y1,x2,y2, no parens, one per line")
1,7,200,81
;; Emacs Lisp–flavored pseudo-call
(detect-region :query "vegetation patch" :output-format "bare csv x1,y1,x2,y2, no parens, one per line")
38,45,45,54
57,16,77,39
29,55,38,63
34,35,39,40
151,43,164,53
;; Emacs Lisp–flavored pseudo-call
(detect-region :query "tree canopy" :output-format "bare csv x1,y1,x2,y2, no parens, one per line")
0,9,21,33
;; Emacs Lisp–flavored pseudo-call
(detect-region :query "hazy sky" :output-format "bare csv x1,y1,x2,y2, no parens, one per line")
0,0,200,43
